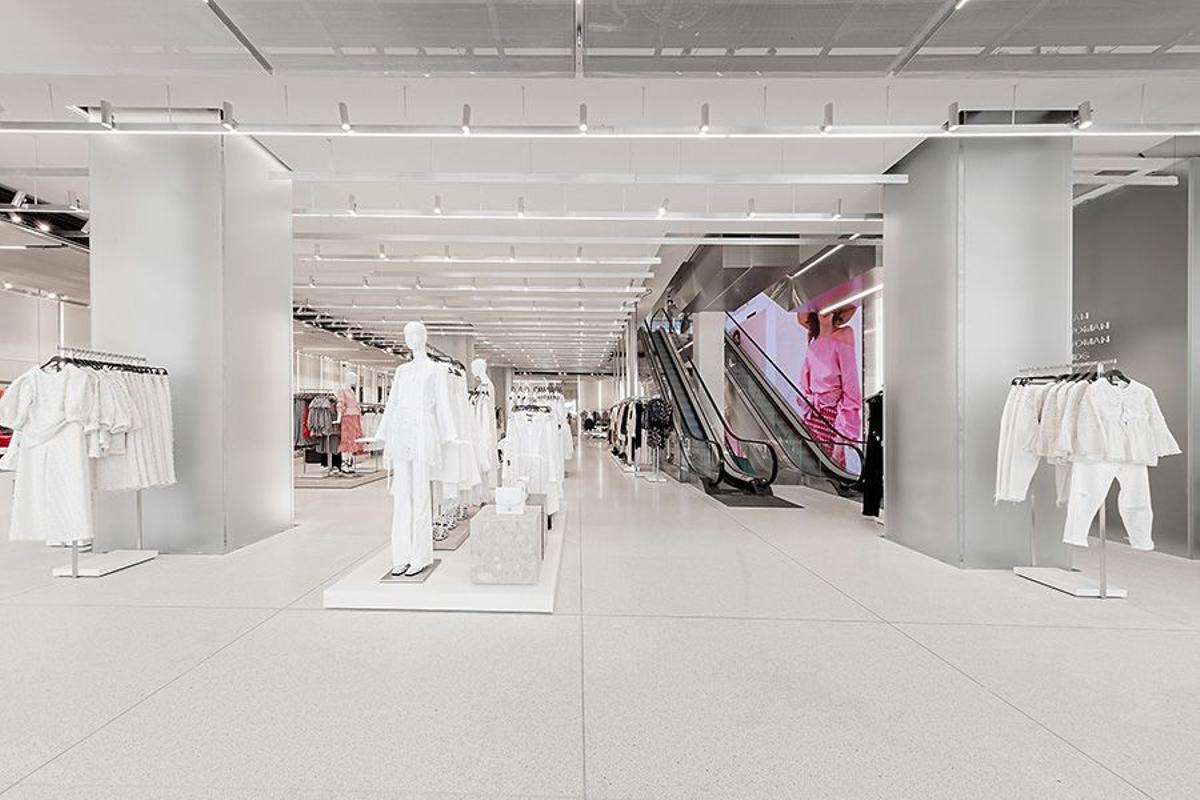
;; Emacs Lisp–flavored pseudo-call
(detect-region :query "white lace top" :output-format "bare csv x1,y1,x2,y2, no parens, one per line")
1073,379,1180,466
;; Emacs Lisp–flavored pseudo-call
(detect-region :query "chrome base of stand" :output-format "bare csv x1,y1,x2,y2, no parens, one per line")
53,549,158,578
1014,566,1127,599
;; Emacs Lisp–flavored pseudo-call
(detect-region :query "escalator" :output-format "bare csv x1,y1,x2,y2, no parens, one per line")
724,313,863,497
641,317,777,495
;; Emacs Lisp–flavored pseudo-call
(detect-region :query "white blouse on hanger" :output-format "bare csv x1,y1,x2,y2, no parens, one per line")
1073,379,1180,466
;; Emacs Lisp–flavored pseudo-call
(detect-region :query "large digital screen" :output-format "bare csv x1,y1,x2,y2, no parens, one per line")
726,279,865,475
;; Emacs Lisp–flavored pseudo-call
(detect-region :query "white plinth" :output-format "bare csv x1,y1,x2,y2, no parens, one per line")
1014,566,1128,599
53,549,158,578
323,521,564,613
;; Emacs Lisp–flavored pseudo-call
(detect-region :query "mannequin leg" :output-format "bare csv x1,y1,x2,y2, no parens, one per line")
408,459,434,572
390,459,415,571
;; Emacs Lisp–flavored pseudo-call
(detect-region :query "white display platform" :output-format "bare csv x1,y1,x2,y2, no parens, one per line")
53,549,159,578
1014,566,1128,599
323,523,564,613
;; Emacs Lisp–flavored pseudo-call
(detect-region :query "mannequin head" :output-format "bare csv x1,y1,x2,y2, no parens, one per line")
345,370,358,389
470,358,489,381
404,321,428,361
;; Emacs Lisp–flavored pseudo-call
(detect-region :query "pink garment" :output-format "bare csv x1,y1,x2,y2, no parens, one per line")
337,389,364,456
799,334,862,468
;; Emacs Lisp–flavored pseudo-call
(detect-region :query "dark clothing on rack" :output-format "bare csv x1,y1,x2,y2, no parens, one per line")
862,392,883,517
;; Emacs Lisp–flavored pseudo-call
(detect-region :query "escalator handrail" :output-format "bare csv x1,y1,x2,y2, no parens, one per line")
648,307,776,488
681,357,780,486
724,339,860,485
724,311,866,455
637,326,723,484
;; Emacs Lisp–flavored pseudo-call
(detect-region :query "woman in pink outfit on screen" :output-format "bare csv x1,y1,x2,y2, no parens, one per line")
797,306,862,469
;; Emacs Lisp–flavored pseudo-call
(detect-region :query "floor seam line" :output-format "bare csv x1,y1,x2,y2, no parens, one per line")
889,623,1159,799
7,604,287,788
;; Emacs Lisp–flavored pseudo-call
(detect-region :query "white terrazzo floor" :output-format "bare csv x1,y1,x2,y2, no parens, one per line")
1,441,1199,799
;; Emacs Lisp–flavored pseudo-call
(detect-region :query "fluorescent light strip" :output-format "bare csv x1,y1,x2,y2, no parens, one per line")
819,284,883,315
5,118,1198,140
296,234,880,246
278,171,910,186
313,304,630,314
306,271,653,280
298,254,660,266
294,284,645,294
790,233,863,278
294,208,881,223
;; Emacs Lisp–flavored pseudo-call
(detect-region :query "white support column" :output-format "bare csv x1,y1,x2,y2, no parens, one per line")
89,132,293,555
884,137,1073,569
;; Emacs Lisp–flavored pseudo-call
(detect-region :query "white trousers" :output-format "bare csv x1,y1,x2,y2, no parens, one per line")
1062,461,1154,550
391,458,433,571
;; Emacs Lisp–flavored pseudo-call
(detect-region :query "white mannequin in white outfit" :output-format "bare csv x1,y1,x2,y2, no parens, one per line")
375,321,458,576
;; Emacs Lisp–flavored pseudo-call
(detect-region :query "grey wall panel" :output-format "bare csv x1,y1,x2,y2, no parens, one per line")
90,135,227,553
220,137,294,550
1074,172,1191,557
960,138,1073,568
884,139,962,566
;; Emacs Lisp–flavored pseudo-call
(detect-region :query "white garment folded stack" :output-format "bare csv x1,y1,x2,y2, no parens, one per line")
0,361,177,545
995,372,1179,550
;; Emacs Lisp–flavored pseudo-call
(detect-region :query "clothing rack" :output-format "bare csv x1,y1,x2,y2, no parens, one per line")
1011,358,1127,599
47,346,165,579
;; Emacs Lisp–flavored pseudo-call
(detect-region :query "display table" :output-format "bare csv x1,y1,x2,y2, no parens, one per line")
470,504,544,585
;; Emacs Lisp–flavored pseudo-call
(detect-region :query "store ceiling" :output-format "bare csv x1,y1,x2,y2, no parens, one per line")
0,1,1198,77
0,0,1198,371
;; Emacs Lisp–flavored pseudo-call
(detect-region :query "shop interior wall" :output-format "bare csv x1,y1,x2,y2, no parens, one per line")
1073,171,1193,557
0,294,89,382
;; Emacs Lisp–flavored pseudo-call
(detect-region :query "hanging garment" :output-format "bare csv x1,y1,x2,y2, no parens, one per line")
1062,461,1154,550
1073,379,1180,466
0,365,95,543
337,388,364,456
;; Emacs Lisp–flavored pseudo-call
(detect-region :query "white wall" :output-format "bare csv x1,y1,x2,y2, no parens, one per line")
0,294,89,383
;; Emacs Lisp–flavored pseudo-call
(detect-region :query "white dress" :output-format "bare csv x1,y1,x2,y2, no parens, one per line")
0,366,95,543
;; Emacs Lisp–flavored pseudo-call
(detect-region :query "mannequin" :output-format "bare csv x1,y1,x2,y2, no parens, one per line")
335,370,363,473
471,358,499,496
375,322,457,576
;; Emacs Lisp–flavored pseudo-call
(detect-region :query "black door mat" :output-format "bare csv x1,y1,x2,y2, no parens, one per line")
711,494,803,508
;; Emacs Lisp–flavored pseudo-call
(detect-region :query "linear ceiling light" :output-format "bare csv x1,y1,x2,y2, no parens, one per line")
295,253,659,266
276,171,909,186
202,0,274,75
790,234,862,279
292,206,880,223
295,233,882,247
819,283,883,315
295,283,646,294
